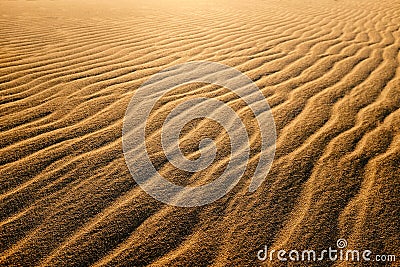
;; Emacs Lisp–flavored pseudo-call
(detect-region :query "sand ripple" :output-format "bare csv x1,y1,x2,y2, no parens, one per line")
1,0,399,266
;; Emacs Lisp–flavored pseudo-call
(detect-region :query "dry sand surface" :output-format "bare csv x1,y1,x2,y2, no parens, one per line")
1,0,400,266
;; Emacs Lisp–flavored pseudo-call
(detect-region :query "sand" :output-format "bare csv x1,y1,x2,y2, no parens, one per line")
0,0,399,266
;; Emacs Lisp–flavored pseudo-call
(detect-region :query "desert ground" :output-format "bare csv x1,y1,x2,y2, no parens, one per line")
0,0,399,266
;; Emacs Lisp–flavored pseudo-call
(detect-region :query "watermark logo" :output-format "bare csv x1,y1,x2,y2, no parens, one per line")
257,238,396,263
336,238,347,249
122,61,276,207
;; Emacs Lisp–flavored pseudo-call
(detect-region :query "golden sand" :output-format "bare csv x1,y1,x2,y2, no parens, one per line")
1,0,399,266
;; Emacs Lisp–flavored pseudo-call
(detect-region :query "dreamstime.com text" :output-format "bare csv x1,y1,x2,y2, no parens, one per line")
257,239,396,263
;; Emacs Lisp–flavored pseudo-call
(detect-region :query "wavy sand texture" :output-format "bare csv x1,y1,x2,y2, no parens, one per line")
0,0,399,266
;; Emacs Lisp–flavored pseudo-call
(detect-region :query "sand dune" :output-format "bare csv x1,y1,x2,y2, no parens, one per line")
1,0,399,266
